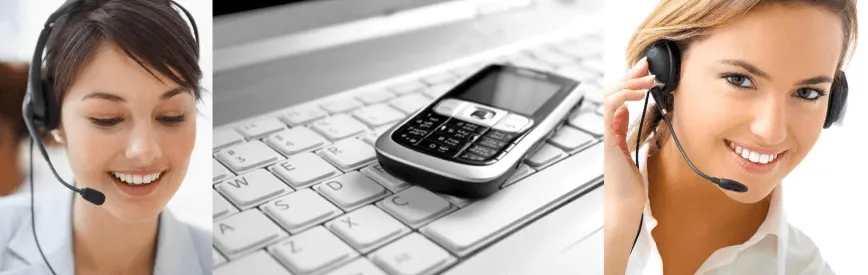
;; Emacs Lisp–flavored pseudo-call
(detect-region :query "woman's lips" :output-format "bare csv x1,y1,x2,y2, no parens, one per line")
725,140,785,174
109,171,164,197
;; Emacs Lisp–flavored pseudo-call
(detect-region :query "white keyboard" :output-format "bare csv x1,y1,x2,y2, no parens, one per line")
214,30,604,275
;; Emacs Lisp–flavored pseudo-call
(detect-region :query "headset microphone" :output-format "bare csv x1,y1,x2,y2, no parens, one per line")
23,76,107,205
649,93,749,193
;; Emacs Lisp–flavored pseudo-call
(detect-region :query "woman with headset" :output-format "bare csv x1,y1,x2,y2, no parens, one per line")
603,0,857,274
0,0,209,274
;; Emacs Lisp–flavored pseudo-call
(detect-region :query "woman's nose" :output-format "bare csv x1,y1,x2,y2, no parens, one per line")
749,95,787,145
125,124,162,163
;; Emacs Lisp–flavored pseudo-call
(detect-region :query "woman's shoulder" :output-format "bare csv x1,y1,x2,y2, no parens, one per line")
783,224,835,274
0,194,41,232
158,210,212,273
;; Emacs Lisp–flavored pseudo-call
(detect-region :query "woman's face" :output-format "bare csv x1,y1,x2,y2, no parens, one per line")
670,3,843,203
57,44,196,223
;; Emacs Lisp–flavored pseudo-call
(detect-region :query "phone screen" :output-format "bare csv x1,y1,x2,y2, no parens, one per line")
457,69,562,116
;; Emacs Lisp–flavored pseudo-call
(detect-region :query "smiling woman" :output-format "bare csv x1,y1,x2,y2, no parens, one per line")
0,0,209,275
603,0,858,274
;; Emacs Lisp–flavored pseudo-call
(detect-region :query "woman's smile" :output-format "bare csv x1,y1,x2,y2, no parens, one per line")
108,169,168,198
724,139,788,174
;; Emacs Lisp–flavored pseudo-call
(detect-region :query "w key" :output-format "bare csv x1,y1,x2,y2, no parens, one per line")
216,169,292,210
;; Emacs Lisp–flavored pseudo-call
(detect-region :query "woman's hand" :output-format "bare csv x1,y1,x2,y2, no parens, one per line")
603,57,658,275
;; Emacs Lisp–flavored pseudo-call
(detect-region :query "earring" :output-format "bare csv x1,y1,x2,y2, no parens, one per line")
50,129,65,144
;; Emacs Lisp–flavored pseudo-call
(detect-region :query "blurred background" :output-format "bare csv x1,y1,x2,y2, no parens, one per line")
0,0,212,231
605,0,868,273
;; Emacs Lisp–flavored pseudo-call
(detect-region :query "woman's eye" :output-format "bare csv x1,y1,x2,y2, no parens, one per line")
725,74,755,88
794,88,824,102
89,117,123,127
158,114,186,126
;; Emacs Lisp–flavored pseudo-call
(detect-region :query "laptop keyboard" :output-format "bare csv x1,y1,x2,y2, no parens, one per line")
213,31,604,275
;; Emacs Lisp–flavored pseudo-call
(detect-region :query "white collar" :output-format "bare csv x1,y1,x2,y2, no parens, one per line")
5,190,207,275
634,134,789,273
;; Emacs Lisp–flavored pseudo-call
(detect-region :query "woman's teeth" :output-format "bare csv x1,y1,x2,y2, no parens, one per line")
112,172,163,185
728,141,778,164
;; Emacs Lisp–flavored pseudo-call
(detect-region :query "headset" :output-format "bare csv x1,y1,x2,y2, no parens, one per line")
636,39,848,192
629,40,848,252
21,0,198,274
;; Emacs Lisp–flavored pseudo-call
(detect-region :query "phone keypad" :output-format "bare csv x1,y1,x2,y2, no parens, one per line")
391,99,530,165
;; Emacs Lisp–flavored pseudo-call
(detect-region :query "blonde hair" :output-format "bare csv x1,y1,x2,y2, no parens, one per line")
625,0,858,152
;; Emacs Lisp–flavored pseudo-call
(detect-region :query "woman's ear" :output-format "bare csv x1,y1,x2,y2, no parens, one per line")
50,128,65,144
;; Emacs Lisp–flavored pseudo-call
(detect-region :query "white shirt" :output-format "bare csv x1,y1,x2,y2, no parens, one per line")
0,189,212,275
625,137,833,275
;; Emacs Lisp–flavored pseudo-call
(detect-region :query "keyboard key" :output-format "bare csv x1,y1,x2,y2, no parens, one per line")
509,55,555,72
373,123,397,136
359,131,379,146
268,226,358,275
315,171,389,212
582,79,605,103
270,152,340,189
236,117,287,140
215,251,291,275
215,129,245,152
323,258,388,275
525,144,567,169
568,111,603,136
319,138,376,171
422,83,453,99
582,57,605,74
378,186,454,228
214,210,287,258
326,205,410,253
213,191,238,220
360,164,410,193
282,105,328,126
501,164,535,189
311,114,368,141
557,65,599,82
356,90,396,105
321,98,365,114
389,80,424,95
549,125,595,153
262,189,343,234
420,143,603,257
531,48,575,67
265,127,328,156
368,233,456,275
554,37,603,59
351,104,406,128
439,193,474,208
421,71,456,85
216,169,292,210
389,93,432,114
213,248,227,267
215,141,284,174
213,159,232,183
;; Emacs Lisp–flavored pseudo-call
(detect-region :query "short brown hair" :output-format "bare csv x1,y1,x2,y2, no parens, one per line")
44,0,201,119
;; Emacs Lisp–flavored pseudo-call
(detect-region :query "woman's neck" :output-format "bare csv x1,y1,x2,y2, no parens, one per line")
72,195,158,275
646,138,771,273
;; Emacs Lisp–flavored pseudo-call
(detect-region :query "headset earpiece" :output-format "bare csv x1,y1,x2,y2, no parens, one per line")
40,79,60,130
642,40,681,113
824,71,848,129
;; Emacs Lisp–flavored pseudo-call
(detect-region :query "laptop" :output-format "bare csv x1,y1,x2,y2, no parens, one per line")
212,0,604,274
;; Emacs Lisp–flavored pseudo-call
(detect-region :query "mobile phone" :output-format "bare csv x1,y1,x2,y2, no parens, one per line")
375,64,584,198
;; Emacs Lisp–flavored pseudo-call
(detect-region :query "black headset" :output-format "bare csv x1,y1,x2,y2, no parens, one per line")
21,1,198,274
643,39,849,128
630,40,849,252
21,0,199,206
